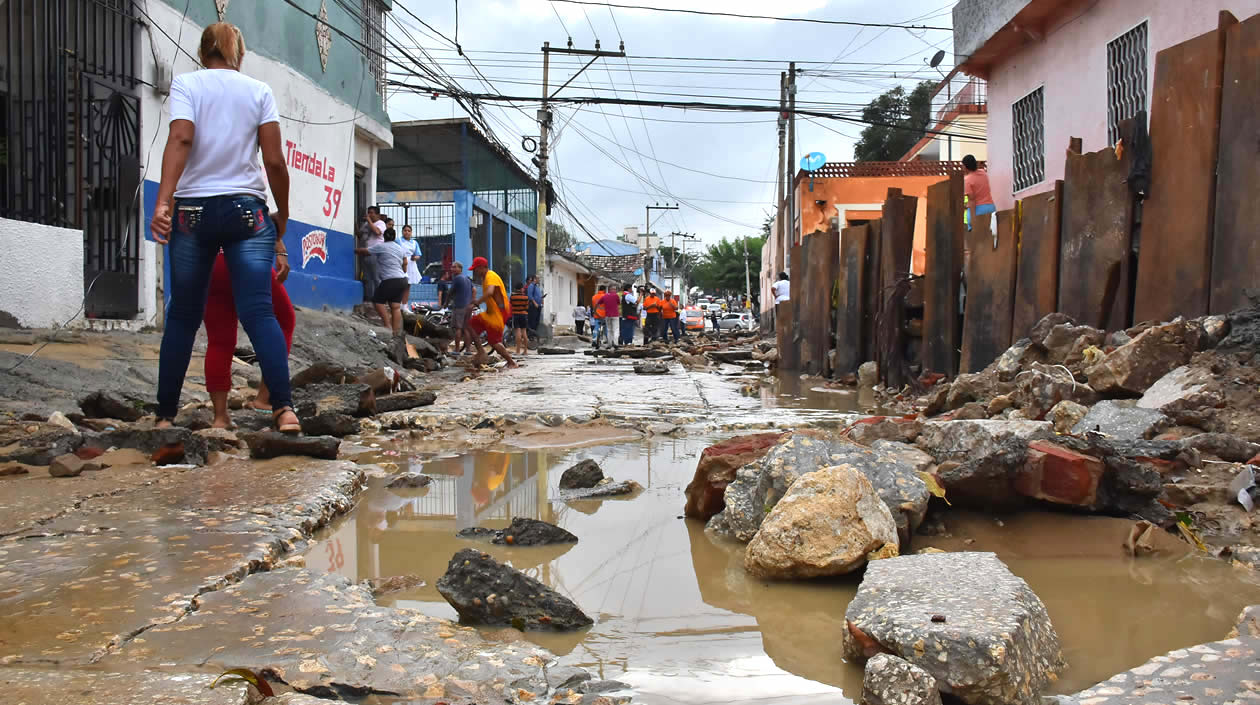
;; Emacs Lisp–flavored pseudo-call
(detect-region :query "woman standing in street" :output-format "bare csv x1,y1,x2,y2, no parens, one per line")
401,224,422,306
149,22,298,432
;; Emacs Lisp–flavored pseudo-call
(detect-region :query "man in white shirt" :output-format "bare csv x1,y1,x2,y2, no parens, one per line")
772,272,790,329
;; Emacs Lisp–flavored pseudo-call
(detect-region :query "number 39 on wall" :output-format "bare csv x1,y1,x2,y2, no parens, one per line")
322,185,343,219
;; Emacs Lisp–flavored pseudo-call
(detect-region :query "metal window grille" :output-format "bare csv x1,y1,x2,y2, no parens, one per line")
361,0,387,108
1012,87,1045,192
1107,21,1148,146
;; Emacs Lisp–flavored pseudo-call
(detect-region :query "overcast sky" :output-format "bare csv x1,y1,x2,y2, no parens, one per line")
385,0,955,248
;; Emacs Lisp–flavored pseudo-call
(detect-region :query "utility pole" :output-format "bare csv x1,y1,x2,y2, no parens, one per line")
645,202,678,285
536,39,625,283
786,62,797,272
742,236,752,309
776,71,787,277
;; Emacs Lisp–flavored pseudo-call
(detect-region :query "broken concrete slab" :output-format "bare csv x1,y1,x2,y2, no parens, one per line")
373,390,437,414
1071,400,1171,440
293,383,376,418
557,479,642,501
1068,635,1260,705
1015,440,1106,508
1137,364,1216,412
437,548,592,630
79,390,145,421
0,668,310,705
1011,363,1098,419
744,465,899,579
241,432,340,460
299,413,358,437
633,362,670,375
105,567,565,702
844,552,1065,705
81,426,209,466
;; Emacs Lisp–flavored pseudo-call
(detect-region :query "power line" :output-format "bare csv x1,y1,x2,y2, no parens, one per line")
547,0,952,31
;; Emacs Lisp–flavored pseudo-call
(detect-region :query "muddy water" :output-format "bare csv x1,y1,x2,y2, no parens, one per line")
311,437,1260,705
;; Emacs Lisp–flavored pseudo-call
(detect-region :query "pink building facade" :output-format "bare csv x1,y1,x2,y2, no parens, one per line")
955,0,1260,210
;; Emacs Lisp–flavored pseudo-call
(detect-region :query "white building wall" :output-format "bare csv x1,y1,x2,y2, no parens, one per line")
136,1,392,321
0,218,85,328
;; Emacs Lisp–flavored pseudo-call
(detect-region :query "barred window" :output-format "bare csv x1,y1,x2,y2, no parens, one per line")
362,0,387,107
1107,21,1148,146
1012,87,1045,192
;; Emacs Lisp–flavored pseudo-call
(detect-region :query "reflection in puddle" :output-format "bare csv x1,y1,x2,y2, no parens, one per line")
311,438,1260,705
754,372,877,414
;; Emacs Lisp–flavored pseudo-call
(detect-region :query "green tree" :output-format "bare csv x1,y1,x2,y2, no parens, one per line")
853,80,936,162
545,219,576,251
657,246,699,273
691,236,764,294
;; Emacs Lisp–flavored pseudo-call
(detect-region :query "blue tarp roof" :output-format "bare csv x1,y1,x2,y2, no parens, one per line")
575,239,640,256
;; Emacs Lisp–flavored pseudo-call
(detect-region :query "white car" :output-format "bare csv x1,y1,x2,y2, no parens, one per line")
717,312,756,331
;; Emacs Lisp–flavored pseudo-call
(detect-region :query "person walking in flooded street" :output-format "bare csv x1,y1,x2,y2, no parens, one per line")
601,285,622,349
149,21,298,433
591,285,608,349
467,257,518,368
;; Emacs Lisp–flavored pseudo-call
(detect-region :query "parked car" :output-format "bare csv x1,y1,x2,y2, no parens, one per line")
684,308,706,331
716,312,756,331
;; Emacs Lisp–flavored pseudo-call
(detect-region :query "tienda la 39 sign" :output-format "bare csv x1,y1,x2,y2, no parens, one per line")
301,230,328,268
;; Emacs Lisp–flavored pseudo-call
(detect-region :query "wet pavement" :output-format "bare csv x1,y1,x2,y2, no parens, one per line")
3,345,1260,705
405,352,870,431
311,437,1260,705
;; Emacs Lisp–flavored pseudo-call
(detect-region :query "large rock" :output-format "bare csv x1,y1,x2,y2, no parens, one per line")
1039,321,1105,365
1011,363,1098,419
374,390,437,413
1085,320,1200,396
916,420,1050,510
79,390,145,421
988,338,1048,383
436,548,592,630
916,420,1046,462
847,417,923,445
744,465,899,579
559,459,605,489
863,653,943,705
708,435,931,546
844,552,1066,705
292,383,375,418
1071,400,1170,440
240,432,340,460
684,432,785,520
1028,312,1074,346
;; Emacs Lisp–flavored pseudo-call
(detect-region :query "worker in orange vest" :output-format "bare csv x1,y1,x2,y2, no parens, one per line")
660,290,681,343
590,285,608,349
642,289,663,343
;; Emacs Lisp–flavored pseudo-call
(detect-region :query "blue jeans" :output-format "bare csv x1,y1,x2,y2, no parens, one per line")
666,318,681,342
620,318,636,345
157,195,292,419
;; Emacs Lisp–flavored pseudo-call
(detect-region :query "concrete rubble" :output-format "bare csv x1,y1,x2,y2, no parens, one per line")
844,552,1066,705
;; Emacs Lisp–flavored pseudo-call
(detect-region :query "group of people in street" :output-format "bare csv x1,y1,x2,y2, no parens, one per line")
575,284,684,349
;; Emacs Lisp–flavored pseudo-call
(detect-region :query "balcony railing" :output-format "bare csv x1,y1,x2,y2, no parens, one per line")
931,74,988,123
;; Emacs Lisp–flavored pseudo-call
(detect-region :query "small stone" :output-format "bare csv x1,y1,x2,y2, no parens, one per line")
386,472,432,489
49,453,86,477
559,459,605,489
862,653,943,705
1049,400,1090,434
46,411,77,432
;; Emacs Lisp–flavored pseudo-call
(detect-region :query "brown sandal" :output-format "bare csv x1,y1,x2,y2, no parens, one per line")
272,406,301,434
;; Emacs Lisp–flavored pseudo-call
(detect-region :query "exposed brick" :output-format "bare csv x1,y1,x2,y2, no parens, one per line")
1015,441,1105,507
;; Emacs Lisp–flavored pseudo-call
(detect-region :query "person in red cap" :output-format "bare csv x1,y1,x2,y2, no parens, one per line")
467,256,517,368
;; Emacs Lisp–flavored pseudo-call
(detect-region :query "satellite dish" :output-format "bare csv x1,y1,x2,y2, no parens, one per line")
929,50,947,68
800,152,826,172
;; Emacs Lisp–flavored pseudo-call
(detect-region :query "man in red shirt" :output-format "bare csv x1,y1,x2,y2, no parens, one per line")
601,286,622,349
963,154,995,234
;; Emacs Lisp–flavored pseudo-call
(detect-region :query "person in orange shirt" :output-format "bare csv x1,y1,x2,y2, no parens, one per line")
660,290,681,343
642,289,662,343
963,154,995,234
590,285,608,349
467,257,518,368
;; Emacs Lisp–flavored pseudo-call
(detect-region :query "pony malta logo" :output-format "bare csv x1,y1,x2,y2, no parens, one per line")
301,230,328,268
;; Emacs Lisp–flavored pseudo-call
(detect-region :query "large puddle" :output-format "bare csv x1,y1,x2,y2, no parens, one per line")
311,436,1260,704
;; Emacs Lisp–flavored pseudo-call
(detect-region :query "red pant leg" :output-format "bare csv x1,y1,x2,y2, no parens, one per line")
203,254,238,393
271,269,295,352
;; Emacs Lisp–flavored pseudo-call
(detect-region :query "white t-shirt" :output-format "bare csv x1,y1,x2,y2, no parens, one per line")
169,69,280,200
772,279,790,304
